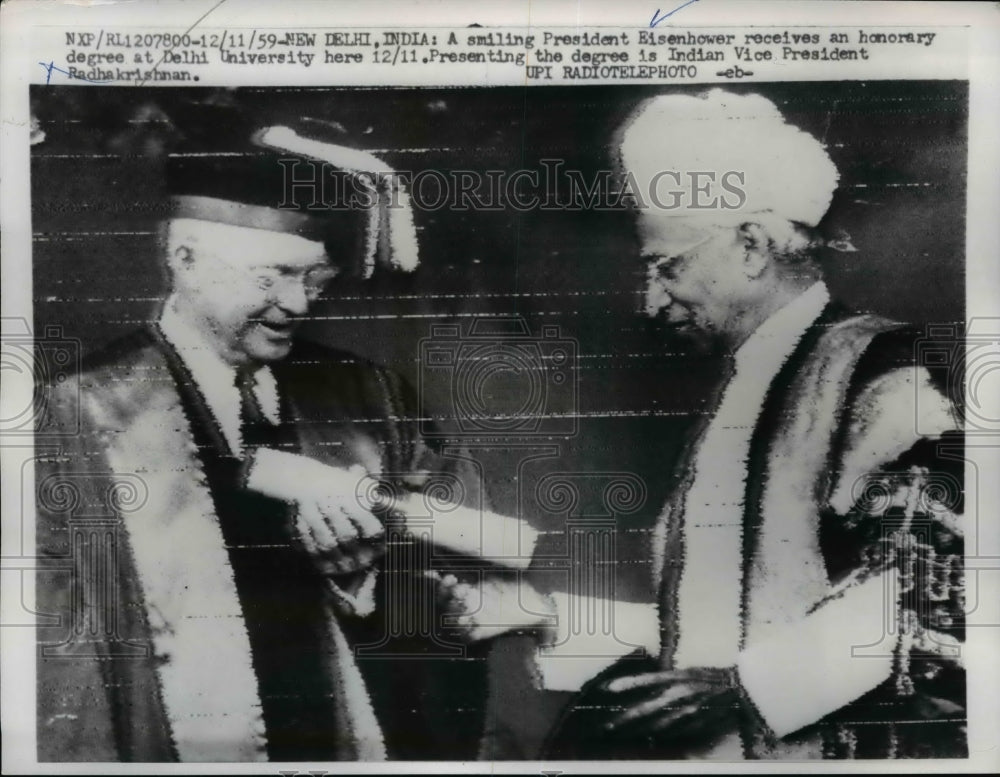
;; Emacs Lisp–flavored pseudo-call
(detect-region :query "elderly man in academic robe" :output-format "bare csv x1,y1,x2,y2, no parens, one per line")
539,89,966,759
34,125,485,762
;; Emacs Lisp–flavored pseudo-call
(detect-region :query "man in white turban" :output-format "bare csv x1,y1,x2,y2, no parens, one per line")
543,89,966,760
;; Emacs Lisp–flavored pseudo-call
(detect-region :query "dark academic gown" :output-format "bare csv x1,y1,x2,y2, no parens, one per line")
35,327,487,761
544,307,967,759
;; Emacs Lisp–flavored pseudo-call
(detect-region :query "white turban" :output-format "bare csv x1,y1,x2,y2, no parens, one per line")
618,89,839,227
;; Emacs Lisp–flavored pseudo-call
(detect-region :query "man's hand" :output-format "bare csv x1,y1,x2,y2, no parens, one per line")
245,448,386,575
293,468,385,576
431,571,556,641
598,666,741,744
542,658,745,758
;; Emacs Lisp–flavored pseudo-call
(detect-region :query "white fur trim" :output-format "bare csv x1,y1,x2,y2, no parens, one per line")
326,612,387,760
746,316,892,646
101,395,267,761
362,186,381,278
829,366,958,514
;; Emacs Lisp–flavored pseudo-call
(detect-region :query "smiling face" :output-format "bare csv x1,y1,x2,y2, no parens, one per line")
167,219,336,366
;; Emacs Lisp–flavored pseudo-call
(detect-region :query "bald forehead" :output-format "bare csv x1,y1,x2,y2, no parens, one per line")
167,218,328,268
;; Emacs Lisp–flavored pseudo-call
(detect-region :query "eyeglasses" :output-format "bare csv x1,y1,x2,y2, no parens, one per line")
194,248,338,301
250,266,338,301
642,229,725,278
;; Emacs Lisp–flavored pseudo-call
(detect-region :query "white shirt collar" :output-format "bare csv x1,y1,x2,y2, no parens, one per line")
734,281,830,373
157,298,281,450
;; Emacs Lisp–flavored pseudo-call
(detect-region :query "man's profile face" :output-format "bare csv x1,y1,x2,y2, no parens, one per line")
169,219,336,366
639,214,750,340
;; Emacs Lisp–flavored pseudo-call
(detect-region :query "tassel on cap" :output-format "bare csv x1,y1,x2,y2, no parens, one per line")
255,126,420,279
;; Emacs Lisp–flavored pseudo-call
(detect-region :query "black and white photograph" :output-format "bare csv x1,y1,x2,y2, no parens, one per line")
2,1,998,773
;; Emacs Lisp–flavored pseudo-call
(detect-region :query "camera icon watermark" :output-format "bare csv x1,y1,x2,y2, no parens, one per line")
418,317,578,439
0,318,80,437
915,318,1000,436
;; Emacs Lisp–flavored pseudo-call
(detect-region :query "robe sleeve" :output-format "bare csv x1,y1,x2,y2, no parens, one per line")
736,365,965,739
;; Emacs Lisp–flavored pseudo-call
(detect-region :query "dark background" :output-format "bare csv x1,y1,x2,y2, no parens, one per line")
31,81,968,757
31,79,968,575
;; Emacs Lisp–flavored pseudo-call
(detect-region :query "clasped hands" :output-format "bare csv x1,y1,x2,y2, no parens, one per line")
246,449,562,644
292,463,386,577
245,448,400,576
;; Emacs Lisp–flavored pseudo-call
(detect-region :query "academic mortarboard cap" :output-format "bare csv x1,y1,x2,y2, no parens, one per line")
165,142,345,245
164,116,420,278
163,94,365,264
